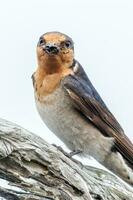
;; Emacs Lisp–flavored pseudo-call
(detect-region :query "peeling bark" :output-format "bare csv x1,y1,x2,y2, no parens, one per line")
0,118,132,200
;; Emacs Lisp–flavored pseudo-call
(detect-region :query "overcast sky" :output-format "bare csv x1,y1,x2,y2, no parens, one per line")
0,0,133,153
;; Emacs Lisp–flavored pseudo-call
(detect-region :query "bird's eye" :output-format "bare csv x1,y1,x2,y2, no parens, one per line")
64,41,72,48
38,37,44,46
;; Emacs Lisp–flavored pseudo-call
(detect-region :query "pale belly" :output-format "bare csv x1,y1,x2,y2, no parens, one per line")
35,83,114,163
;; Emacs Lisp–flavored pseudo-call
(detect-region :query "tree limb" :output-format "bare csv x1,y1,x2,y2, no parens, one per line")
0,118,132,200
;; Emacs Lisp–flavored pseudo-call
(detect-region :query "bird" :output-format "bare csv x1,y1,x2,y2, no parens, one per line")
32,31,133,185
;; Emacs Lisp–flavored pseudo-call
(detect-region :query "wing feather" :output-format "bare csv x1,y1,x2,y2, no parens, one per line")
64,72,133,167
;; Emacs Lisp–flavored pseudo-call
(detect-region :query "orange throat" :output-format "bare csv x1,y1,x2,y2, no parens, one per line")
34,61,73,101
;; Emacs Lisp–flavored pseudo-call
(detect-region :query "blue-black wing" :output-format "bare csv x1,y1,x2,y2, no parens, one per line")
63,61,133,167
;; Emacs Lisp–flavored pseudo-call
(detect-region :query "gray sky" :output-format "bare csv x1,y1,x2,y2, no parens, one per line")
0,0,133,150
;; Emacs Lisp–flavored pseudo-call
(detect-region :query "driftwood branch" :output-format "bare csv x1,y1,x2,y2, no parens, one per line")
0,118,132,200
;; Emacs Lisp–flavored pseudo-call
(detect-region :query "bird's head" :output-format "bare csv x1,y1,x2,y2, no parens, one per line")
37,32,74,72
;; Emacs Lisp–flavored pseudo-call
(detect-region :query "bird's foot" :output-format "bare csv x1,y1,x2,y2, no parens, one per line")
52,144,83,167
69,149,83,157
52,144,70,157
68,149,83,167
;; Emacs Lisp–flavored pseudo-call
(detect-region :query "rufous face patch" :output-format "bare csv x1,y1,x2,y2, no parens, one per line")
37,32,74,70
34,32,74,100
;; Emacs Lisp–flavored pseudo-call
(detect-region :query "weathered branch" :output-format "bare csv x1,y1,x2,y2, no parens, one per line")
0,118,132,200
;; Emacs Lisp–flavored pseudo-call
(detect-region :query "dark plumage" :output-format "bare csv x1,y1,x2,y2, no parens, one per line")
64,60,133,167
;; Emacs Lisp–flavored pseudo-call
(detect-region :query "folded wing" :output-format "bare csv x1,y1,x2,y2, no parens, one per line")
63,65,133,167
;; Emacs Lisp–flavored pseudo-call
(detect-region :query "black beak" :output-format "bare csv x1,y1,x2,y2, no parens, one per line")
43,43,60,55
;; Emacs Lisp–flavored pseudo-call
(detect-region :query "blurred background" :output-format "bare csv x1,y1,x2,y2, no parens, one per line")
0,0,133,160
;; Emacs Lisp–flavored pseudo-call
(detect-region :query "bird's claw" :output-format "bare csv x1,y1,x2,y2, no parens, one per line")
52,144,83,167
69,149,83,157
52,144,70,157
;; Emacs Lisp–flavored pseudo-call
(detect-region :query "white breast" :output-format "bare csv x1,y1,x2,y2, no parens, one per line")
35,82,114,163
35,83,79,142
